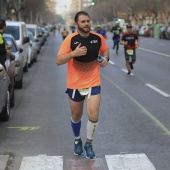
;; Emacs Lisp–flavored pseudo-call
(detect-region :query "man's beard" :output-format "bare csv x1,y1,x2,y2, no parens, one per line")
77,25,90,33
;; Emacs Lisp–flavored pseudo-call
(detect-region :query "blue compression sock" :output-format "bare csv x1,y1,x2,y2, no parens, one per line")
70,118,81,139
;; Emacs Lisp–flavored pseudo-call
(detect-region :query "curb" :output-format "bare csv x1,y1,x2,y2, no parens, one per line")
0,155,10,170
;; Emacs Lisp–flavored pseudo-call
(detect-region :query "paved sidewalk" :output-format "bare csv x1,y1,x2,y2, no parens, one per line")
0,155,9,170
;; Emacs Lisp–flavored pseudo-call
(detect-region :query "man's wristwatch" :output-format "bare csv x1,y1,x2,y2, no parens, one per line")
104,56,109,61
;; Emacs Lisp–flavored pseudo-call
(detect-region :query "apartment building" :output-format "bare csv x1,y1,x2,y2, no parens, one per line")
70,0,93,13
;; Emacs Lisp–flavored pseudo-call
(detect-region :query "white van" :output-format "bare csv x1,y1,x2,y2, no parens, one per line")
5,21,29,72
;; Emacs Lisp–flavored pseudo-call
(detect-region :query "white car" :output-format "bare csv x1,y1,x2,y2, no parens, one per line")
26,24,41,54
27,31,39,63
139,26,148,36
3,33,24,88
27,40,34,68
0,64,10,121
5,21,30,72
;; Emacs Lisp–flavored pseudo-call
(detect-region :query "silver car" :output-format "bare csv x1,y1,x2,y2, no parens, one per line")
3,34,24,88
0,64,10,121
27,31,39,63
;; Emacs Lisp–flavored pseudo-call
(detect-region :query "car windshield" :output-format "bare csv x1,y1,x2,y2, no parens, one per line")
3,37,17,53
27,28,35,36
5,26,20,40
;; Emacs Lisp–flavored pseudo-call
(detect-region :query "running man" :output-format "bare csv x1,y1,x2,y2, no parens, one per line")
61,27,69,40
120,24,140,75
110,21,122,54
96,25,107,39
56,11,109,159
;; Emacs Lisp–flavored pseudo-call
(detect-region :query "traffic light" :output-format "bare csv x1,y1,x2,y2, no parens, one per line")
91,2,95,5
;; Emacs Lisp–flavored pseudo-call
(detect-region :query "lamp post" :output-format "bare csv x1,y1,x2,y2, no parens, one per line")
157,0,160,23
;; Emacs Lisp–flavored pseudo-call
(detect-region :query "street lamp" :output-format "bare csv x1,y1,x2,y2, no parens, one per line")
157,0,160,23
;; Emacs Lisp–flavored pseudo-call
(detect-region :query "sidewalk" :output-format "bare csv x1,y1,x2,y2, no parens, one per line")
0,155,9,170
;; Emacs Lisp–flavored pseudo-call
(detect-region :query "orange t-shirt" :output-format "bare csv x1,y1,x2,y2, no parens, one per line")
58,31,108,89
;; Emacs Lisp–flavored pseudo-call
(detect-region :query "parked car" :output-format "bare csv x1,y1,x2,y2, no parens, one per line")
3,33,24,88
5,52,15,109
26,24,41,54
144,26,151,37
159,26,166,39
5,21,30,72
38,27,46,46
0,63,12,122
42,27,49,37
139,26,148,36
27,31,39,63
165,26,170,40
41,27,49,41
27,39,34,68
132,25,140,35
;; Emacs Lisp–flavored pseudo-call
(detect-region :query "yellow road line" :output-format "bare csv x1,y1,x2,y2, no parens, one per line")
8,126,40,131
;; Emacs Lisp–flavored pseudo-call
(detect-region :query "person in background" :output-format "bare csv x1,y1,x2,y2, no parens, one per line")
61,27,69,40
70,25,76,33
120,24,140,75
96,25,107,39
0,19,11,70
56,11,109,159
57,24,61,33
110,21,122,54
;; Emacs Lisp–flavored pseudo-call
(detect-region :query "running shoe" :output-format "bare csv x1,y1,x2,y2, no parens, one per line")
130,62,133,70
74,139,83,155
84,142,96,159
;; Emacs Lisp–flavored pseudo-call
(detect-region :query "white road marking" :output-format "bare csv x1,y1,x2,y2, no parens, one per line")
139,47,170,58
109,60,115,65
122,68,134,76
146,83,170,97
19,155,63,170
18,154,158,169
105,153,156,170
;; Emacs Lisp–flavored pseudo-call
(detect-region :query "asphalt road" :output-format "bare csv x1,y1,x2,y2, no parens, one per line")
0,30,170,170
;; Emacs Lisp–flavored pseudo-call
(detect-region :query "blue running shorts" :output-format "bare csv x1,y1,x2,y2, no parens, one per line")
65,86,101,102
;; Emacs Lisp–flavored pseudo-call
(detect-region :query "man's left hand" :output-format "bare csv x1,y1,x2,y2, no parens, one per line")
100,57,108,67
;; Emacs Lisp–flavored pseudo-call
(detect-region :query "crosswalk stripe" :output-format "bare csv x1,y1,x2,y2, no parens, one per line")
19,153,156,170
105,153,156,170
19,155,63,170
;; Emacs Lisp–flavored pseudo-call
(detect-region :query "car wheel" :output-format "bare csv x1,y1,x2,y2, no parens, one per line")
28,63,32,68
15,76,23,89
10,87,14,108
31,59,34,65
0,90,10,122
23,62,28,72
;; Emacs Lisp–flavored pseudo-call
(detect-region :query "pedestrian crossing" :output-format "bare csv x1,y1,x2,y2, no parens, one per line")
19,153,156,170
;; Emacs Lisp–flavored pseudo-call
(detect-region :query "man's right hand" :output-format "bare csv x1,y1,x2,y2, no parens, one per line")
72,43,87,57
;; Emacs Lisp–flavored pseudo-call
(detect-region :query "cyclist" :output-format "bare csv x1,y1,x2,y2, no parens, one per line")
120,24,140,75
56,11,109,159
110,21,122,54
